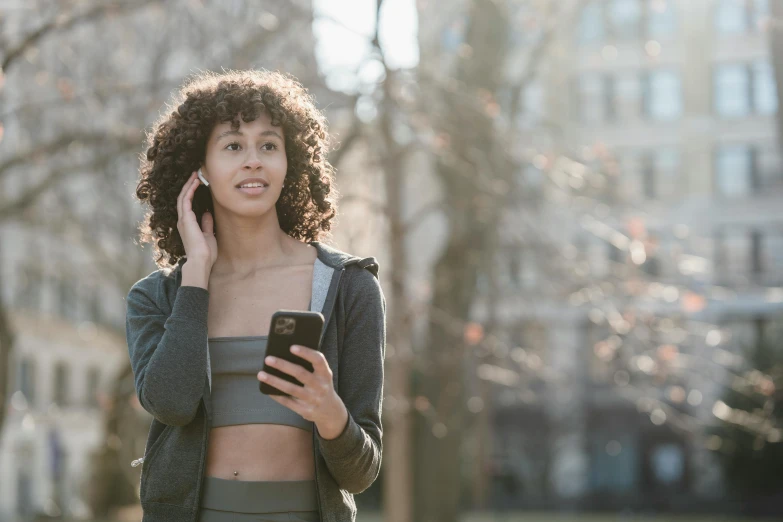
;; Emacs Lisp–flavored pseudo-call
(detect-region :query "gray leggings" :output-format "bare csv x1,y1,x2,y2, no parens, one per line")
197,475,320,522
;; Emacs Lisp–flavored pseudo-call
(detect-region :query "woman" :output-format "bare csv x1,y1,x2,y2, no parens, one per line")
126,69,386,522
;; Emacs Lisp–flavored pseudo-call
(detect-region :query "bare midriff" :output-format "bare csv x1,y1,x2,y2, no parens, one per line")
205,424,315,480
204,241,318,481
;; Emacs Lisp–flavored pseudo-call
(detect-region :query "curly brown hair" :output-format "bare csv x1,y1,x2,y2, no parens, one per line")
134,69,339,268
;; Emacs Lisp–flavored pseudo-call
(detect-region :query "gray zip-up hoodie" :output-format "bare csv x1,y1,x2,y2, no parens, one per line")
125,241,385,522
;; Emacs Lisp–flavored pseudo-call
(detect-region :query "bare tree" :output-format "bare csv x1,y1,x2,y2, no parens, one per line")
409,1,514,519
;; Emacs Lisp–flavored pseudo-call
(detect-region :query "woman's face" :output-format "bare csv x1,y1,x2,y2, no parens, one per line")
202,110,287,216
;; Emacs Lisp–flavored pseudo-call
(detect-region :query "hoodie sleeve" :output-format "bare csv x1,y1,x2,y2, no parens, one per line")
316,264,386,494
125,272,210,427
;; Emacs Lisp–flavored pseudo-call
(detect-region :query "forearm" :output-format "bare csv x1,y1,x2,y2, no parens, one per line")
129,281,211,426
316,411,382,494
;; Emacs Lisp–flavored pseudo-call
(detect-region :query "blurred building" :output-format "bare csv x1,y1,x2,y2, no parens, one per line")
0,264,127,520
420,0,783,512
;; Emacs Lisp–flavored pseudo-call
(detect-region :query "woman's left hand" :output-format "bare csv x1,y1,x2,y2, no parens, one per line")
258,345,348,438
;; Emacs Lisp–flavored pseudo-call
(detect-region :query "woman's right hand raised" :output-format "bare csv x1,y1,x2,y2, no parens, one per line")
177,170,218,270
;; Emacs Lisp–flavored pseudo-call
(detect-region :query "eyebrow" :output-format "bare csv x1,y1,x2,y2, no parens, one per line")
214,129,283,142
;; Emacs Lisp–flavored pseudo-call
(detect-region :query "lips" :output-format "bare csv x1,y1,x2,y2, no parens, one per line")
236,177,269,188
237,185,268,196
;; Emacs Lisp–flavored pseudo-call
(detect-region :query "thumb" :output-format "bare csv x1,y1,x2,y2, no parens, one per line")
202,211,214,235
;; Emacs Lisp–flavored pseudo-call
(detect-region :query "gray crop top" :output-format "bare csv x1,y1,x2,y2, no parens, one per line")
206,256,333,432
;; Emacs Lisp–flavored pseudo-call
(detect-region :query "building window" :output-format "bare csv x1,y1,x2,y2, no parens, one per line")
615,72,643,121
714,64,752,117
715,0,749,33
589,429,639,493
715,145,753,197
625,148,680,200
608,0,642,39
646,0,676,37
643,70,682,120
714,61,777,117
753,0,770,28
575,71,683,124
752,61,778,115
765,232,783,284
652,148,680,200
575,73,611,124
579,0,677,42
715,0,769,33
579,1,606,43
715,144,782,196
19,357,36,408
577,71,686,124
53,362,69,407
755,146,783,190
649,443,685,488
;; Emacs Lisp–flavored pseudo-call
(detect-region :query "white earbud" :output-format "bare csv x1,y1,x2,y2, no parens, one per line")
197,169,209,186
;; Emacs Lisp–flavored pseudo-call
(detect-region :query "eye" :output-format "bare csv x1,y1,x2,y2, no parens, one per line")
225,142,279,151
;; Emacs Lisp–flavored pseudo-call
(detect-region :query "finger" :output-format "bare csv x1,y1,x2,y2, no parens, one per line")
258,371,307,400
202,210,213,235
290,345,330,375
183,173,200,217
178,171,197,221
268,393,303,415
265,356,313,386
177,171,195,216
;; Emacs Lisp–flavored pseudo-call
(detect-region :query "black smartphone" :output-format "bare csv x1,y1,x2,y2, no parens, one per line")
259,310,325,396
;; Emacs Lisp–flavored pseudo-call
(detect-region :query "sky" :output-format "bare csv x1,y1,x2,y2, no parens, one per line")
311,0,420,93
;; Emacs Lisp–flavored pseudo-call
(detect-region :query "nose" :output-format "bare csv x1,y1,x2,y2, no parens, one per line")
243,149,264,170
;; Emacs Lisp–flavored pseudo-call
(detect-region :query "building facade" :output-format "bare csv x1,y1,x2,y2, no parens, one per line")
421,0,783,511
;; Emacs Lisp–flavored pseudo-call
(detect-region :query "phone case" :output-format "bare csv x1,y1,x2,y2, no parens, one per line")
259,310,324,396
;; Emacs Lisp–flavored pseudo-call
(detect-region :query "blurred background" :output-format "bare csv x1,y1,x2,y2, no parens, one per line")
0,0,782,521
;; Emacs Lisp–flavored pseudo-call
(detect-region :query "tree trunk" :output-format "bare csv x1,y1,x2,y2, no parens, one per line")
0,241,18,437
412,1,510,520
380,66,415,522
